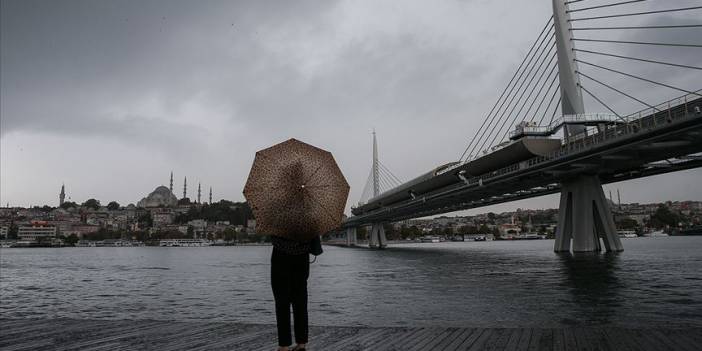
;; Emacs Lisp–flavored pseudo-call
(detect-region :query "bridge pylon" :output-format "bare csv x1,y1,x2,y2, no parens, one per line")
345,227,357,246
554,175,623,253
368,223,387,249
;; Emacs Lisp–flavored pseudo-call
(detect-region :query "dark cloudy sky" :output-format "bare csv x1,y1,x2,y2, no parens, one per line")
2,0,701,214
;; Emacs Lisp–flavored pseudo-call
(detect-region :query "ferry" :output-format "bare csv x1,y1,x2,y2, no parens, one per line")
643,230,669,237
617,230,638,238
420,236,441,243
159,239,212,247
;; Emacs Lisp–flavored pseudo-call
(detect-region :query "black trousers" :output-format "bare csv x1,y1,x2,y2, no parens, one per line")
271,248,310,347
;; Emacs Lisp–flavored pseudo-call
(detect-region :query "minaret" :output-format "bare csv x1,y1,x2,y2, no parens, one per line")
170,171,174,192
209,187,212,204
197,183,202,204
59,184,66,206
183,177,187,199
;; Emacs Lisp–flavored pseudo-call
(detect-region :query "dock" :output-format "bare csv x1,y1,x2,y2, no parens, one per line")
1,318,701,350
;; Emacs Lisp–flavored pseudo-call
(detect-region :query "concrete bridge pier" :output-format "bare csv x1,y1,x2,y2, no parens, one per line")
368,223,387,249
554,175,623,252
345,227,357,246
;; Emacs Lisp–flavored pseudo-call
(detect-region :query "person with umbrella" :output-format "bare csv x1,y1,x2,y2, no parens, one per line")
244,139,350,351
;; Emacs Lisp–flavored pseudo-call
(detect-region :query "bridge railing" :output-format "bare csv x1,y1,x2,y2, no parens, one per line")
466,93,701,189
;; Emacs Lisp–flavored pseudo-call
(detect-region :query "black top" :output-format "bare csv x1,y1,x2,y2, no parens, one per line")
271,235,311,255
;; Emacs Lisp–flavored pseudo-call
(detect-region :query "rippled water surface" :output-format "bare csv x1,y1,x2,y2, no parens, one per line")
2,237,702,327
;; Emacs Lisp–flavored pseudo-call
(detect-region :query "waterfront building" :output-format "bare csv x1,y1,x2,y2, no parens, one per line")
18,222,57,241
151,210,174,228
0,226,8,238
188,219,207,238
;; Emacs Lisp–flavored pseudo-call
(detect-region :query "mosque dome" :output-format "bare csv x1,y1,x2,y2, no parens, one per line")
137,186,178,208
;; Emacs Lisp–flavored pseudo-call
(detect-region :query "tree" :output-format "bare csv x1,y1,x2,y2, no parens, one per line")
137,212,153,228
223,228,236,242
82,199,101,210
7,224,18,240
616,218,639,230
649,205,680,229
62,234,79,246
107,201,120,211
60,201,78,209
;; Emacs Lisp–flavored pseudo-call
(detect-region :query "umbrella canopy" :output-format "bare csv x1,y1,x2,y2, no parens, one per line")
243,138,350,241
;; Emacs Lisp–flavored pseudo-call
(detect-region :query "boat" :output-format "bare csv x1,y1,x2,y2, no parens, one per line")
617,230,638,238
420,236,440,243
159,239,213,247
643,230,669,237
675,226,702,236
473,235,487,242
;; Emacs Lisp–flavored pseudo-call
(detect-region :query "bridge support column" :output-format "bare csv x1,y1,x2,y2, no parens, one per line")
369,223,387,249
554,175,623,253
345,227,357,246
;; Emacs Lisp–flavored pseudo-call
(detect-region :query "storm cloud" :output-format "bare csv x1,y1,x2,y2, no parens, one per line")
1,0,701,213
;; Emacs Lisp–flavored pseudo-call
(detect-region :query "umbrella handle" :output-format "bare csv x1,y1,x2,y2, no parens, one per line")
309,255,317,264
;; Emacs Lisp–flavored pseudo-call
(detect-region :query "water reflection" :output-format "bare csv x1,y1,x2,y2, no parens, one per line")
557,252,623,325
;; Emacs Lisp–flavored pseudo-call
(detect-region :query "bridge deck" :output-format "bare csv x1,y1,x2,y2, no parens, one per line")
2,318,701,350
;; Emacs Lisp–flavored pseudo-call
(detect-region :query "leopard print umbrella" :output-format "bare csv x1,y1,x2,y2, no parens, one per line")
243,138,350,241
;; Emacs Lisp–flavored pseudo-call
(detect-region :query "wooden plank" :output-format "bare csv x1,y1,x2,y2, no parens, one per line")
462,328,491,350
552,328,565,351
562,328,577,351
465,328,495,351
313,326,384,351
526,328,542,351
505,328,528,351
408,327,456,350
442,328,478,351
428,327,464,351
2,319,702,351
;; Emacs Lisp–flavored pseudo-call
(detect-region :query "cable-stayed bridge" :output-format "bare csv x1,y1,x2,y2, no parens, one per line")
343,0,702,252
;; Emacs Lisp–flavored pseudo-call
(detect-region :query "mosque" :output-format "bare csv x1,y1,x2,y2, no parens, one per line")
137,172,213,208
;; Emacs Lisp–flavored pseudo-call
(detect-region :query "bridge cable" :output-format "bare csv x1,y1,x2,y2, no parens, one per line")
378,162,403,185
576,70,659,111
546,97,562,126
458,17,554,162
461,20,555,161
483,46,558,152
569,6,702,22
574,49,702,71
567,0,647,14
572,38,702,48
564,0,586,5
571,24,702,31
470,36,556,158
378,164,402,189
578,83,624,120
513,64,559,127
575,59,702,97
500,62,560,141
538,84,561,125
378,163,403,187
519,62,559,122
531,74,560,124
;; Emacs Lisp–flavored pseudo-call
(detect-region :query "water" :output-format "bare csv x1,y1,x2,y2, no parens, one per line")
2,237,702,328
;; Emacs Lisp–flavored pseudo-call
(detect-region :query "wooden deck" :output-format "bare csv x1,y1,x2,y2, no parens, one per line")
1,318,701,350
